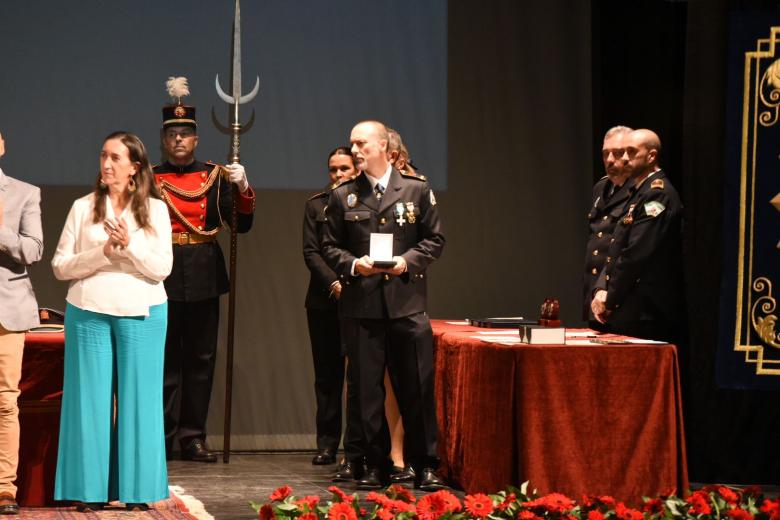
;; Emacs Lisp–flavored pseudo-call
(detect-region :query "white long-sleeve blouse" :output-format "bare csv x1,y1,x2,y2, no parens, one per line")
52,193,173,317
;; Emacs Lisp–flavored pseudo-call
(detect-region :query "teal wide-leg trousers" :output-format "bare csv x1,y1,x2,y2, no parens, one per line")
54,302,169,504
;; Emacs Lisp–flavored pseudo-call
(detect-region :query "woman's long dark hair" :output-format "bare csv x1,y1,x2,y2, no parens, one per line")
92,131,161,230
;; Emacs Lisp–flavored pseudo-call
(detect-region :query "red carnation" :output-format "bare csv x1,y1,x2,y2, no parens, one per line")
760,499,780,520
519,511,542,520
269,486,293,502
615,502,644,520
259,504,275,520
417,493,449,520
727,508,755,520
687,492,712,516
719,487,740,504
328,486,353,504
328,502,357,520
598,496,617,508
299,513,318,520
465,493,495,518
587,510,605,520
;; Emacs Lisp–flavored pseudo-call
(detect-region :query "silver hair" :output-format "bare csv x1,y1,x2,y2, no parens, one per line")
603,125,633,140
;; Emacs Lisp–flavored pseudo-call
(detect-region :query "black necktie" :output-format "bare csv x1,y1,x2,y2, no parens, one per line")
374,183,384,199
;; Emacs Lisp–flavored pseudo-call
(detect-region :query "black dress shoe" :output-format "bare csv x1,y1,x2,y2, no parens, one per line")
417,468,446,491
312,449,336,465
331,461,356,482
389,465,416,483
0,493,18,515
355,466,383,490
182,439,217,463
75,502,105,513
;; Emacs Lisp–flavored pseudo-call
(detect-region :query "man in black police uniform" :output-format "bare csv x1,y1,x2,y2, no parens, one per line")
591,129,684,343
584,125,633,330
154,82,255,462
322,120,445,490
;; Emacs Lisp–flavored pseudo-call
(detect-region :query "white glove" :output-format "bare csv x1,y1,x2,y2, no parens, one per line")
225,163,249,193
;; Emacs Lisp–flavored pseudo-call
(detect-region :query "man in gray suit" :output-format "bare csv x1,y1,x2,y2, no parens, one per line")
0,130,43,514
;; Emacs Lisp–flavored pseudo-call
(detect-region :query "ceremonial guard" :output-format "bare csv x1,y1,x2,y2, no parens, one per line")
322,121,445,491
592,129,684,343
584,126,632,329
154,77,255,462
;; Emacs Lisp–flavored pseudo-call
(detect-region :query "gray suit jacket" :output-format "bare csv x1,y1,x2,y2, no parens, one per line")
0,168,42,331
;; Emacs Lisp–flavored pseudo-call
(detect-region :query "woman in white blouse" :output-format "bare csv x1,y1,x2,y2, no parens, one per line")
51,131,173,512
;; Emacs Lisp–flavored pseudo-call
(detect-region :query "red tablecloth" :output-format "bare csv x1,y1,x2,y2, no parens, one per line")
431,320,688,505
18,331,64,507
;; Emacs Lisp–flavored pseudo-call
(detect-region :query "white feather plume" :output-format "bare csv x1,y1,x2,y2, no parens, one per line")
166,77,190,102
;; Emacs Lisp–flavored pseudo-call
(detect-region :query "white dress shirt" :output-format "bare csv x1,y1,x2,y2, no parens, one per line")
52,193,173,317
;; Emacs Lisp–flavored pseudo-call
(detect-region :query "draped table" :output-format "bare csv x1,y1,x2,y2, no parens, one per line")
18,331,64,507
431,320,688,505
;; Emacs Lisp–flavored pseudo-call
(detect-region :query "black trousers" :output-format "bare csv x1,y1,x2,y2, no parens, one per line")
341,312,439,470
306,308,345,452
163,297,220,452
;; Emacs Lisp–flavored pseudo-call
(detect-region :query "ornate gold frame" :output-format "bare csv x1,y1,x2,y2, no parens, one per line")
735,27,780,375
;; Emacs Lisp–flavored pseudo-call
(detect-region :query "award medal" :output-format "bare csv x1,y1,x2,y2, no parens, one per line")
622,203,636,225
395,202,406,226
347,193,357,208
406,201,416,223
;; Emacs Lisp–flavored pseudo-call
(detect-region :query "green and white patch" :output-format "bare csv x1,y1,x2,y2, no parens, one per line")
644,200,666,217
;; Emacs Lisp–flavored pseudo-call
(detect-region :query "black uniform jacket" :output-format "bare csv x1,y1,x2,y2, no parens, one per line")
154,160,255,302
303,186,339,310
596,170,684,325
583,176,631,320
322,168,445,320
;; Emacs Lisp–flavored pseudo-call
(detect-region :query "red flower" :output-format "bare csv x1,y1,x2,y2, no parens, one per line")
295,496,321,511
328,502,357,520
269,486,293,502
615,502,644,520
497,493,517,512
718,486,740,505
727,508,755,520
366,492,392,508
598,496,616,508
525,493,575,513
432,490,462,513
587,510,605,520
328,486,353,504
299,514,318,520
743,486,762,497
642,498,664,514
417,493,449,520
519,511,542,520
465,493,495,518
387,484,417,503
259,504,275,520
761,499,780,520
390,499,417,514
687,491,712,516
376,509,394,520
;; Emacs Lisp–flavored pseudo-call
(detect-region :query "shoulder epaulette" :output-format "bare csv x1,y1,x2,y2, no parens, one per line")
307,191,328,201
399,170,427,182
335,175,358,187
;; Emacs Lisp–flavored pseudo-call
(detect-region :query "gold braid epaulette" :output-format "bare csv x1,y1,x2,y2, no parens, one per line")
159,164,225,237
